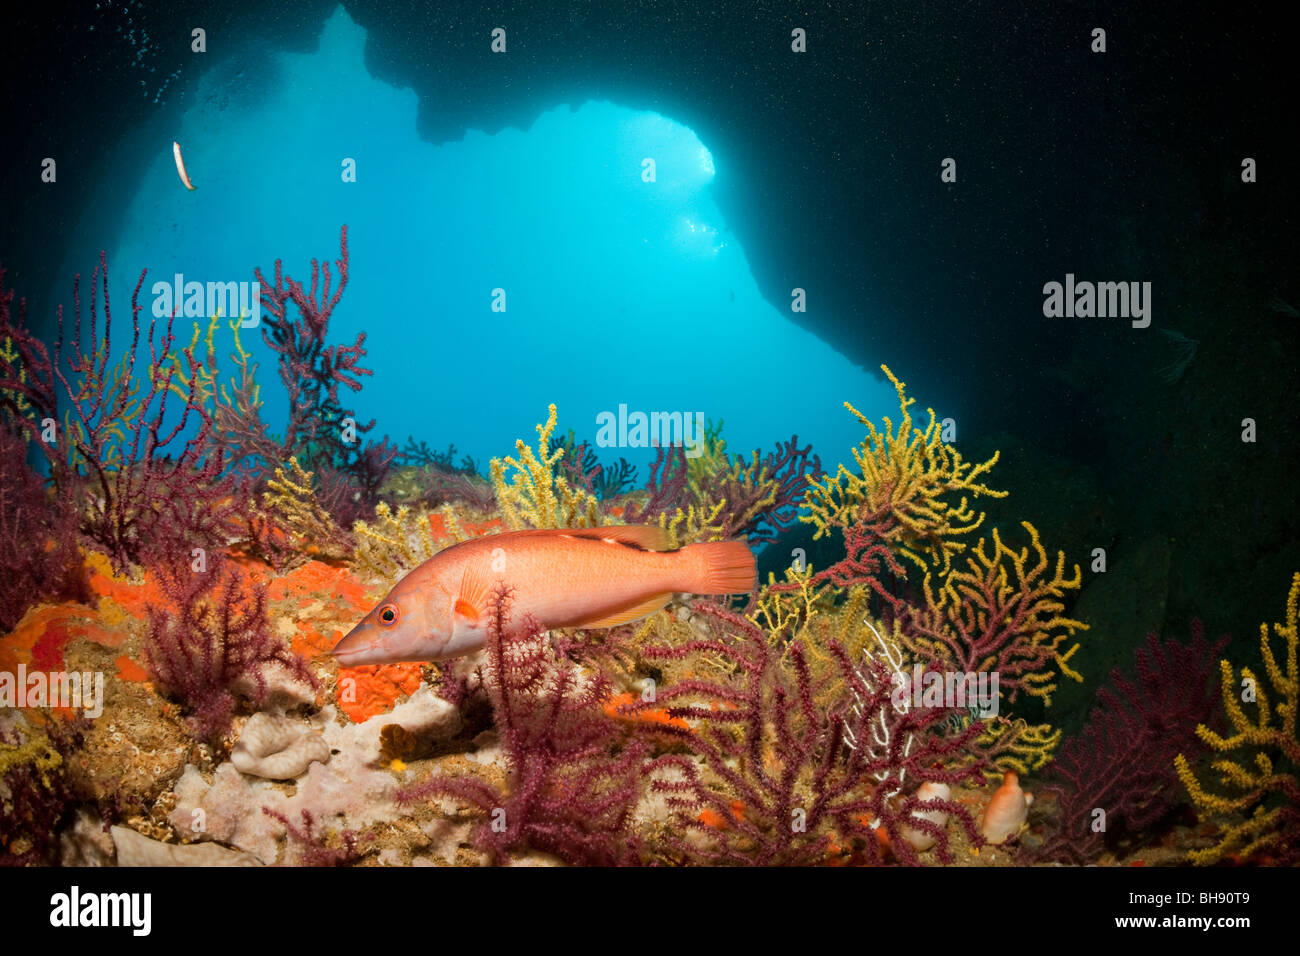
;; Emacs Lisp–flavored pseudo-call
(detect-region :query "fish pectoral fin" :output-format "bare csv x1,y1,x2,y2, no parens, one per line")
558,524,673,551
454,565,494,626
574,592,673,629
453,599,480,626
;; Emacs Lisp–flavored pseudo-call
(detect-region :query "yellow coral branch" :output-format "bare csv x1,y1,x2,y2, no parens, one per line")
903,521,1086,706
1176,572,1300,865
490,404,605,530
352,500,451,584
802,364,1006,574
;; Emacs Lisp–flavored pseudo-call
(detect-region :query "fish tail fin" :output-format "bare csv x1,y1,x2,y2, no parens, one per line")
684,539,756,595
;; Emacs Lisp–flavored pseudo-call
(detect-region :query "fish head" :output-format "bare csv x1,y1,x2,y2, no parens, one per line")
332,575,453,666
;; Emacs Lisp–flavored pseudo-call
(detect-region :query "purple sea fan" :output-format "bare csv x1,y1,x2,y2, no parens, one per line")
711,435,823,545
249,226,398,520
632,602,985,865
397,586,648,865
1030,623,1227,864
416,467,496,513
0,426,90,632
621,445,688,525
0,257,232,573
260,808,372,866
0,716,88,866
143,555,317,742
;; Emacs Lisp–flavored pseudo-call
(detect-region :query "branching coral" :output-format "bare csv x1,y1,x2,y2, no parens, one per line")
255,225,364,458
554,430,601,491
250,225,396,521
490,404,605,530
661,435,822,547
593,457,639,500
968,716,1061,780
1033,624,1226,864
780,503,914,621
749,562,837,648
164,313,278,477
316,440,399,529
802,364,1005,574
255,456,353,564
0,714,87,865
756,575,1059,781
631,602,985,865
697,436,822,545
398,586,648,865
351,500,456,584
143,555,317,742
1176,573,1300,865
0,255,234,573
616,426,820,548
261,807,371,866
398,438,478,475
551,430,639,501
684,416,727,489
0,425,89,632
900,522,1086,706
621,445,688,526
0,338,33,427
655,498,731,549
410,467,496,513
0,267,55,436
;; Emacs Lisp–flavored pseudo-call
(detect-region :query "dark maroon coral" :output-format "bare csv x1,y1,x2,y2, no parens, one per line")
260,808,372,866
255,225,365,453
0,257,235,574
621,436,822,546
620,444,688,525
250,225,395,519
631,602,985,865
1031,622,1227,864
0,717,88,866
398,586,647,865
143,555,316,742
771,500,911,624
712,435,822,545
0,425,89,632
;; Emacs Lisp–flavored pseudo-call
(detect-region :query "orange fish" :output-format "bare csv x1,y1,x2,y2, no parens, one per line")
332,525,755,666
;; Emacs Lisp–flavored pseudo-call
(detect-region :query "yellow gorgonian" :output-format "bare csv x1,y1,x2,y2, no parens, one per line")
802,364,1005,574
490,404,605,530
1176,572,1300,865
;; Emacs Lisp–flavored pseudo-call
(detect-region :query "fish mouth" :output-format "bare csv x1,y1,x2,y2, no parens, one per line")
332,645,370,667
331,626,375,667
332,625,425,666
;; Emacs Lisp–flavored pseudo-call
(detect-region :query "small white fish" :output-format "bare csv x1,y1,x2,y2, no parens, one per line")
172,141,195,190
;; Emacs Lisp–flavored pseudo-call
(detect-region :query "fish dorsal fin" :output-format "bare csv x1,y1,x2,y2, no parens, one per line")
557,524,673,551
574,591,673,629
454,565,493,626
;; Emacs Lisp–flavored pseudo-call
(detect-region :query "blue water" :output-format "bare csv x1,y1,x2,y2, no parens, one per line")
58,5,922,479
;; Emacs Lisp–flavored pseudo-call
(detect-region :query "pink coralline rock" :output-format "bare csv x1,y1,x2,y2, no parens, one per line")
112,826,262,867
59,809,116,867
170,709,399,862
324,684,461,765
231,713,330,780
168,693,457,863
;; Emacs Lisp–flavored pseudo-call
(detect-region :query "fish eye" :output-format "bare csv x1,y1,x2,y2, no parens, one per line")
378,604,399,626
